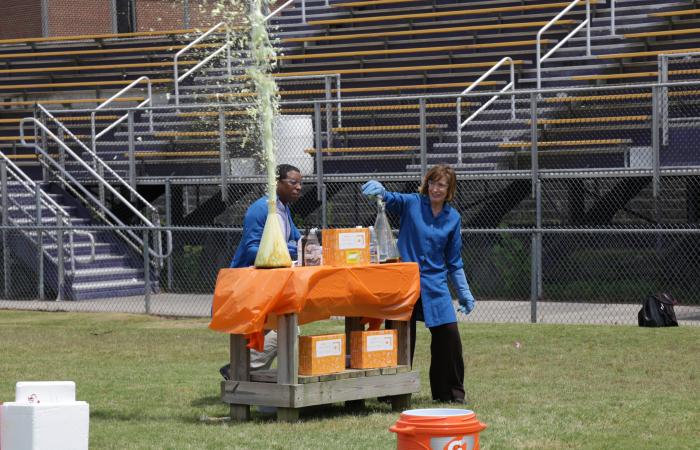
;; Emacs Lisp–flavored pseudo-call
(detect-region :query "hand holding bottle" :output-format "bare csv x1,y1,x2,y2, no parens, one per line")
361,180,385,199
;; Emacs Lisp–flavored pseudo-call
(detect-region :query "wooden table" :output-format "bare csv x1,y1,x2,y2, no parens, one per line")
210,264,421,422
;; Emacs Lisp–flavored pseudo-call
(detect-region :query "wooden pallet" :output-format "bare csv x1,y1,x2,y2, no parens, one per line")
223,316,419,422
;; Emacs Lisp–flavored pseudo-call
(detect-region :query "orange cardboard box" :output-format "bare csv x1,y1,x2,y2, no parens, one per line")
299,333,346,376
322,228,370,266
350,329,398,369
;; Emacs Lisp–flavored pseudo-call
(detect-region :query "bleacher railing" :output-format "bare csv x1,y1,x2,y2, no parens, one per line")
21,111,173,269
536,0,591,89
91,76,153,158
173,22,232,107
266,0,330,24
657,51,700,146
456,57,516,165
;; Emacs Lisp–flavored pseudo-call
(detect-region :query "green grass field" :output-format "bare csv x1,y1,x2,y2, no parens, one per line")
0,310,697,449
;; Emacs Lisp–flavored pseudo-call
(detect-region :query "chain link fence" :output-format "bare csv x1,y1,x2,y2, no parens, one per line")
2,82,700,326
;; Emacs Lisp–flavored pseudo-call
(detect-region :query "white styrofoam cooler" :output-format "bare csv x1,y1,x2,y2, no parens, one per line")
0,381,89,450
273,115,314,176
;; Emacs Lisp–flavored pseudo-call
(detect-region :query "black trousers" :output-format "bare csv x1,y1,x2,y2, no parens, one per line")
410,299,465,402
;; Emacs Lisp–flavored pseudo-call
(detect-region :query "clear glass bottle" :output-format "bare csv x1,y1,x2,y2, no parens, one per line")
303,227,322,266
374,197,400,264
368,226,378,264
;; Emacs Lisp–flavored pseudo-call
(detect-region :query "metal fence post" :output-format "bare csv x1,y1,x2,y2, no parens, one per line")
322,183,328,229
314,102,323,191
219,107,229,203
165,178,173,291
35,188,44,300
533,179,542,323
128,110,137,197
530,92,539,323
1,161,9,298
56,215,64,301
419,98,427,178
143,228,151,314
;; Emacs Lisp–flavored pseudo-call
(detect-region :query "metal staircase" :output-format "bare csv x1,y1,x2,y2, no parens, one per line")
6,104,172,300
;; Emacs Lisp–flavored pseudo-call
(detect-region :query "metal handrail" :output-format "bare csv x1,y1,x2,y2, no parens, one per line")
0,152,69,221
265,0,331,23
40,105,158,216
91,76,153,153
456,57,516,164
174,22,232,106
657,51,700,146
0,154,96,275
536,0,591,89
19,117,173,264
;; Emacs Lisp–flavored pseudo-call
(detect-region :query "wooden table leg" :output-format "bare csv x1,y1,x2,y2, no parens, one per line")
229,334,250,421
277,314,300,422
390,394,412,412
386,320,412,411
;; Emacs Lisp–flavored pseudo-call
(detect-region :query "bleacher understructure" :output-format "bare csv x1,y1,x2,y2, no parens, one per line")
1,0,700,300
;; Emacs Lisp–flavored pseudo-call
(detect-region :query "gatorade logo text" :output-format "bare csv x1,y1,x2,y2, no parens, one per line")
444,437,467,450
430,434,475,450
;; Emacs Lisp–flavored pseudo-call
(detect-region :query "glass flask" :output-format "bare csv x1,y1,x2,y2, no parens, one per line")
373,197,401,264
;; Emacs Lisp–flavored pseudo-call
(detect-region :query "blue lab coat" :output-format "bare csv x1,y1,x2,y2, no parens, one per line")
383,192,463,327
230,196,301,268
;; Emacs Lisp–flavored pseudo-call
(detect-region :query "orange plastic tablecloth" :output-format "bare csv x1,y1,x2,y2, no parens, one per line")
209,263,420,342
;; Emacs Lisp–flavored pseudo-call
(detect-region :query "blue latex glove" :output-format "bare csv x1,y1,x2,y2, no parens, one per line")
361,180,385,198
449,269,476,315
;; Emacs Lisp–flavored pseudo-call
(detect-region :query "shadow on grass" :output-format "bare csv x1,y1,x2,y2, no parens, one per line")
187,400,406,425
91,409,149,422
190,395,221,407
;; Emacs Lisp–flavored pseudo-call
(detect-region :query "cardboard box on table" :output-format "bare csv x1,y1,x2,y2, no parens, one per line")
322,228,370,266
298,333,346,376
350,329,398,369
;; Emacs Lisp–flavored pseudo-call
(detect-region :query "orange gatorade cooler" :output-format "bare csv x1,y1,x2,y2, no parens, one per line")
389,408,487,450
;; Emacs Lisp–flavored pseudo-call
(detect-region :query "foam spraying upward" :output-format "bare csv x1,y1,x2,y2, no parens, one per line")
249,0,292,268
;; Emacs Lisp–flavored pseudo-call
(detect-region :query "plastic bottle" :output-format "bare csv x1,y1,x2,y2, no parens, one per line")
304,228,322,266
374,197,401,264
368,226,378,264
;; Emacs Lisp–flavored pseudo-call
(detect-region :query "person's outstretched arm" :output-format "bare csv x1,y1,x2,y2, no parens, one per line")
361,180,411,215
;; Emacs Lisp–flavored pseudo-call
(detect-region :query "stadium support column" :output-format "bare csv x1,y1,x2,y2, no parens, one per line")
41,0,50,37
183,0,190,28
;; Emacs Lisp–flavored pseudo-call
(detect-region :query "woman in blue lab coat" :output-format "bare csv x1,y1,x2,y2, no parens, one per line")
362,165,476,403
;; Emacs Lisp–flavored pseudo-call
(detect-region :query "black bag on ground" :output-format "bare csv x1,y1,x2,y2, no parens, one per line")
638,293,680,327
